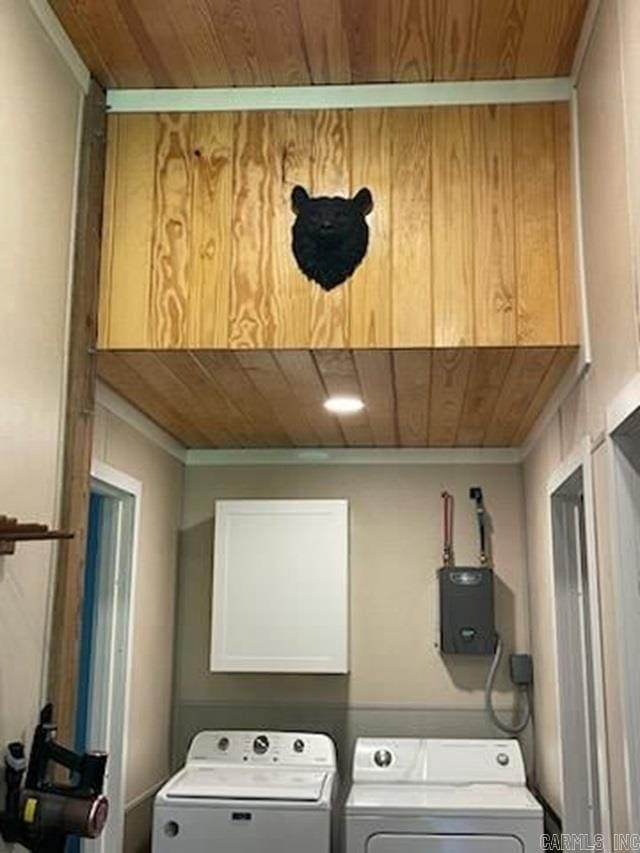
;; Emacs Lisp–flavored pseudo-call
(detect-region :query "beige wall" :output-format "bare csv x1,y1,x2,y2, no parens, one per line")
92,403,183,821
175,463,530,764
0,5,82,852
523,0,640,828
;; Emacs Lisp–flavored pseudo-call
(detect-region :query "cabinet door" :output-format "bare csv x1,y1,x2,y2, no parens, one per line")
211,500,349,673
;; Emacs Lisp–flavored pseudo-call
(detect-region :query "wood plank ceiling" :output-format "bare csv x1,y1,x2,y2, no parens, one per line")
50,0,588,89
98,347,577,448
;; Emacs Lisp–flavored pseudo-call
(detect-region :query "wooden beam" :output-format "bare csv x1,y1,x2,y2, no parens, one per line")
48,79,107,746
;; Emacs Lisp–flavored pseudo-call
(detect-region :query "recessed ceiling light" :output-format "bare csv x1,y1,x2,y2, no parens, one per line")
324,396,365,415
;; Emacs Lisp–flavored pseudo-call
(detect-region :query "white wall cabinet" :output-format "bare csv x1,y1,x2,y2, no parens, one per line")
211,499,349,673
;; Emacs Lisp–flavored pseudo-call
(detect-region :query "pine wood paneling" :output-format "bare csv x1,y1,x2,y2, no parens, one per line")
511,347,578,445
432,0,481,81
472,104,516,345
513,104,561,344
229,112,277,347
486,347,557,444
314,350,374,446
97,346,578,448
274,350,345,445
99,114,156,348
205,0,270,87
99,104,577,351
554,102,579,345
391,108,433,347
150,113,193,348
189,112,233,348
274,111,315,347
456,348,514,445
432,106,474,346
193,351,290,446
52,1,588,87
353,350,397,445
391,0,434,83
515,0,587,77
309,110,352,348
350,109,392,347
298,0,351,84
428,349,473,446
251,0,312,87
235,350,319,445
392,350,432,446
471,0,527,80
341,0,391,84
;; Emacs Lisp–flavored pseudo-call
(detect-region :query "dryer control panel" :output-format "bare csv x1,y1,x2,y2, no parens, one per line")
352,738,525,786
186,731,336,768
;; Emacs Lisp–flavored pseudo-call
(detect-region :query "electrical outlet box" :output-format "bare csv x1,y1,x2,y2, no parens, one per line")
509,653,533,686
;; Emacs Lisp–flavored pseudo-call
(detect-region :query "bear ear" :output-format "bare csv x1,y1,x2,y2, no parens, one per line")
291,185,310,214
353,187,373,215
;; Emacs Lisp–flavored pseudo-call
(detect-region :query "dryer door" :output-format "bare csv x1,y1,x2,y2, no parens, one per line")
367,835,523,853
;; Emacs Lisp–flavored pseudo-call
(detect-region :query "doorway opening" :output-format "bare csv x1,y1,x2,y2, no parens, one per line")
71,461,140,852
549,451,609,841
610,408,640,833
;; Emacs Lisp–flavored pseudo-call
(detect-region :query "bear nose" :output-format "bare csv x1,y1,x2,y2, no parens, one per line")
321,220,334,231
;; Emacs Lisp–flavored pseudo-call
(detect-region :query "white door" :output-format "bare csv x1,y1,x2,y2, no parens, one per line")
367,835,522,853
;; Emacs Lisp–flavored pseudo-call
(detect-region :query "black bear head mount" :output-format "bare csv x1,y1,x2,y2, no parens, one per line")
290,185,374,291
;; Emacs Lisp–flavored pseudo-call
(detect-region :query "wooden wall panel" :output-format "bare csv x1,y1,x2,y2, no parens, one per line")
274,111,315,347
99,114,156,348
150,113,194,348
554,102,579,345
189,112,233,348
309,110,352,348
350,109,392,347
99,104,577,352
432,107,474,346
472,105,516,346
513,104,561,344
229,112,279,347
391,108,433,346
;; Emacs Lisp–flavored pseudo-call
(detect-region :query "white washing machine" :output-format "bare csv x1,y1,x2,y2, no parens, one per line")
344,738,543,853
153,730,338,853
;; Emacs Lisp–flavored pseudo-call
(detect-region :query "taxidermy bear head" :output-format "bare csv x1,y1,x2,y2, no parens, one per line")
291,185,374,291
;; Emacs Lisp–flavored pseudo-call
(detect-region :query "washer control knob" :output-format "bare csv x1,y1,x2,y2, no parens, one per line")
293,739,305,754
253,735,270,755
374,749,393,768
496,752,510,766
217,736,230,752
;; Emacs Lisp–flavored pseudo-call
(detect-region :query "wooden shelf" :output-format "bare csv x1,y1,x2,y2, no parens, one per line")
0,516,74,556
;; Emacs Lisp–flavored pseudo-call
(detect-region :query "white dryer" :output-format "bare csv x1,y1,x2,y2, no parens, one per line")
153,730,338,853
344,738,543,853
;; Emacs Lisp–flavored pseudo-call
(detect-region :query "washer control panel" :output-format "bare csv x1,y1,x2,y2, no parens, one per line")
187,731,336,768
